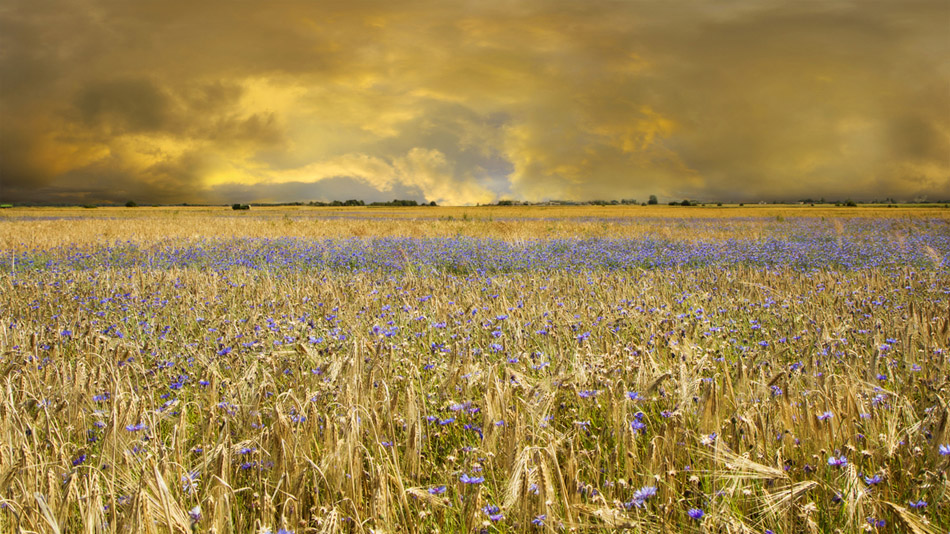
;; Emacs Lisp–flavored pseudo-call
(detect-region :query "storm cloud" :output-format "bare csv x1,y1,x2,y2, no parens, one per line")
1,0,947,204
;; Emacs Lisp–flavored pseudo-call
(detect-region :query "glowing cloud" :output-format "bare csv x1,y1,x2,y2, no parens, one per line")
1,0,947,204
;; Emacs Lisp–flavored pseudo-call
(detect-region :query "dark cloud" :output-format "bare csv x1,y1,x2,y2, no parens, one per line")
1,0,947,204
75,78,173,133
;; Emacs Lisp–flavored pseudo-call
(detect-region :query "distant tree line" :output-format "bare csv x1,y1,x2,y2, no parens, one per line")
302,199,437,207
5,195,950,209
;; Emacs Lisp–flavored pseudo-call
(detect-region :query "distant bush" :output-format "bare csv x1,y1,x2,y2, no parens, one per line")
125,200,137,207
232,203,250,210
369,199,421,207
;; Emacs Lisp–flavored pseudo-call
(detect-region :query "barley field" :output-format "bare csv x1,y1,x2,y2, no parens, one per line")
1,206,948,533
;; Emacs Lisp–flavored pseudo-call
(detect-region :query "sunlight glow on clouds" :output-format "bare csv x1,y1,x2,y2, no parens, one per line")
1,0,947,204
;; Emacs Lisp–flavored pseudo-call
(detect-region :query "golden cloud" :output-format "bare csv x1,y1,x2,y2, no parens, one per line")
1,0,947,204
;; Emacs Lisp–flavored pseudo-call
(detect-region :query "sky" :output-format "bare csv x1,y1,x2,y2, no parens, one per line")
1,0,948,205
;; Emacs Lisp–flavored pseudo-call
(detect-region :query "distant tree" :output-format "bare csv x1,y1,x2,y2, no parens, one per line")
648,195,658,205
232,203,250,210
680,199,692,206
429,201,437,207
125,200,137,207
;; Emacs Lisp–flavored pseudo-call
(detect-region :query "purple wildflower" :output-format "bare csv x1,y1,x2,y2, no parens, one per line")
828,455,847,467
625,485,657,508
460,474,484,484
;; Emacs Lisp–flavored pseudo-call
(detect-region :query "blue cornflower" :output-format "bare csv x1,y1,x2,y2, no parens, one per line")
631,419,646,434
182,471,199,493
482,504,503,521
817,411,833,421
625,485,657,508
72,454,86,467
428,485,447,495
459,474,484,484
828,455,847,467
125,422,146,432
907,499,927,509
863,474,883,485
578,390,598,398
939,444,950,455
627,391,642,401
687,508,704,520
532,514,546,525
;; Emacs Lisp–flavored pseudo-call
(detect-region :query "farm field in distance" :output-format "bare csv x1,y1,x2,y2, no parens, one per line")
1,206,948,533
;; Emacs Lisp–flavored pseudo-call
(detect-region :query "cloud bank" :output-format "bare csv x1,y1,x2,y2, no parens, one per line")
1,0,947,204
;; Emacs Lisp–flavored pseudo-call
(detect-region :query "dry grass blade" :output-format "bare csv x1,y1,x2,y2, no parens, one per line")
33,492,62,534
884,501,940,534
699,444,788,481
760,480,818,517
574,504,661,532
503,446,532,509
405,487,447,507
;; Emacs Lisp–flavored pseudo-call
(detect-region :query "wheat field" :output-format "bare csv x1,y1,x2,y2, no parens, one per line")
0,206,948,533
